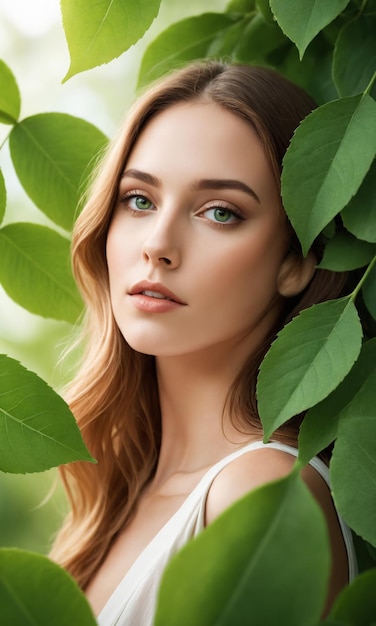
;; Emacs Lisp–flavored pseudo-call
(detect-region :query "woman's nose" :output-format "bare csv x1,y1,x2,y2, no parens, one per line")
141,212,181,269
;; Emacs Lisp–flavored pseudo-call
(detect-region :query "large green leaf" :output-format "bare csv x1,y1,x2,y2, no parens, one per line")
333,14,376,97
299,339,376,464
363,261,376,320
0,59,20,124
270,0,349,59
207,16,253,59
206,15,253,62
257,297,362,441
9,113,108,231
341,159,376,244
234,12,287,63
0,223,82,323
330,365,376,545
154,471,330,626
212,10,287,65
282,94,376,255
61,0,160,80
138,13,236,88
317,230,376,271
0,548,96,624
0,168,5,225
329,568,376,625
0,355,95,473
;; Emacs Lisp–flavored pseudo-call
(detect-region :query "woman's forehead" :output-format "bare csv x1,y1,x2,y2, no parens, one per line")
126,103,268,177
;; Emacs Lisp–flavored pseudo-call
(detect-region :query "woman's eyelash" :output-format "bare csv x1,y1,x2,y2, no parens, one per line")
202,204,246,227
120,190,148,201
119,190,154,211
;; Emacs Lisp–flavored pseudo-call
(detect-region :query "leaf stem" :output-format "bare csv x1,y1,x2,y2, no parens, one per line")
351,254,376,300
0,129,12,151
364,70,376,96
359,0,368,13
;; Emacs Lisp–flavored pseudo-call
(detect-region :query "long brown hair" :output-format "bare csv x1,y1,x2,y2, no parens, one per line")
50,61,348,588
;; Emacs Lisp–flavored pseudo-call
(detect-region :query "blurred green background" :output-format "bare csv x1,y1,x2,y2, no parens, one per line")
0,0,227,555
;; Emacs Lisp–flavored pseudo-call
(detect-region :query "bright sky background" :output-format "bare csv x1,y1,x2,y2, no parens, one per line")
0,0,59,36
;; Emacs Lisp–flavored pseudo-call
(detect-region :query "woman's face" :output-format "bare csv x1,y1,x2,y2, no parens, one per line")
106,102,290,360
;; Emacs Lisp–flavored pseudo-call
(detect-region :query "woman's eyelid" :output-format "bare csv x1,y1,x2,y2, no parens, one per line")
119,187,152,201
119,187,157,210
200,200,246,220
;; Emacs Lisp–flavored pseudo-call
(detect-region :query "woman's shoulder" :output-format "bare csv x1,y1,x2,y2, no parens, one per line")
205,441,351,611
206,444,299,525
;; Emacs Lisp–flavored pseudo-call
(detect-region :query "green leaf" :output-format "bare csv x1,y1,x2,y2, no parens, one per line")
0,355,95,473
0,168,5,225
257,297,363,441
299,338,376,464
61,0,160,80
341,159,376,244
329,568,376,625
226,0,255,13
154,471,330,626
317,230,376,271
0,59,21,124
138,13,236,88
235,12,287,63
322,219,337,240
363,261,376,320
333,14,376,97
282,94,376,255
9,113,107,231
330,366,376,545
0,548,97,624
256,0,275,24
366,541,376,564
356,535,376,572
277,37,337,105
270,0,350,59
0,223,82,323
207,16,253,59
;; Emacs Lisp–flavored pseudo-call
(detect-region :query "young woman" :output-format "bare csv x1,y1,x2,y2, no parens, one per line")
51,61,357,624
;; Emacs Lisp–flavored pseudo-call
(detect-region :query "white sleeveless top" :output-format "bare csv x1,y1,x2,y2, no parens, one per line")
97,441,357,626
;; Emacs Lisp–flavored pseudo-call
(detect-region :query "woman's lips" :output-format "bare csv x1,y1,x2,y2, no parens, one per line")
141,289,174,300
128,281,187,313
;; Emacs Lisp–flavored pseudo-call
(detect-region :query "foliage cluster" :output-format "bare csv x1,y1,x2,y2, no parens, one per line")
0,0,375,623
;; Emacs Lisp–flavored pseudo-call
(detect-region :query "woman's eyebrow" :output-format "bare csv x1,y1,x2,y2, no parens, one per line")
121,169,260,203
121,168,160,187
193,178,260,203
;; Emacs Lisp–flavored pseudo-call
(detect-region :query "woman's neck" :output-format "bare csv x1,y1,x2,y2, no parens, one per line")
151,348,257,487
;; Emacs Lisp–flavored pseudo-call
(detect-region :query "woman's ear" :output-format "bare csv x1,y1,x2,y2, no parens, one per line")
277,249,317,297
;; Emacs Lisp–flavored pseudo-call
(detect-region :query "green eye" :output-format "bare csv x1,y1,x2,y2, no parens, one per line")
135,196,152,210
203,206,240,225
214,208,232,222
